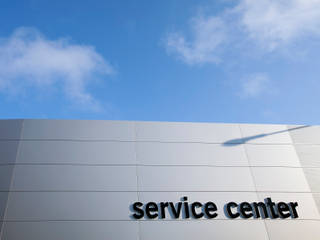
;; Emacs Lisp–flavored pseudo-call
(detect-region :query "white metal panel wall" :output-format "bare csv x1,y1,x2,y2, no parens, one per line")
288,125,320,218
0,120,23,237
0,120,319,240
134,121,269,240
1,120,139,240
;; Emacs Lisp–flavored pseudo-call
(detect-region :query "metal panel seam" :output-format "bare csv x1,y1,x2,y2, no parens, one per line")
238,124,272,240
0,119,25,240
133,122,141,240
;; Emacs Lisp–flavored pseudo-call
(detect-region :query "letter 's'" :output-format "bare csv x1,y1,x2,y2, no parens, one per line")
132,202,144,219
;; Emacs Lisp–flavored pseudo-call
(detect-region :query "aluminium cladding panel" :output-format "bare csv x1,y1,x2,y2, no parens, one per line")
0,123,22,194
20,119,135,141
244,144,301,167
251,167,310,192
7,165,137,191
135,121,243,143
0,141,21,165
1,221,139,240
288,125,320,144
288,124,320,215
239,124,292,144
2,120,320,240
136,142,249,166
137,166,256,191
15,141,136,165
294,145,320,168
0,141,20,190
139,221,269,240
4,192,137,221
0,120,23,140
302,169,320,192
314,194,320,214
0,166,16,191
0,142,19,228
0,193,8,220
265,220,320,240
0,120,23,235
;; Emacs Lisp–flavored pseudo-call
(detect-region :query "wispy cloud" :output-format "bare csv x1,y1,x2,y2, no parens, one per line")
0,27,113,111
166,0,320,63
239,73,271,98
166,16,227,65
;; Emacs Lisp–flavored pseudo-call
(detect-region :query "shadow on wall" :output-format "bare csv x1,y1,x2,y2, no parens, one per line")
222,125,310,146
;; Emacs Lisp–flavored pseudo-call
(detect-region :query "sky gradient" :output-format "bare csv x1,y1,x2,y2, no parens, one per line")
0,0,320,125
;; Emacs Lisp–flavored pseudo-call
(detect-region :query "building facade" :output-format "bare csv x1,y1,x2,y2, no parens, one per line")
0,119,319,239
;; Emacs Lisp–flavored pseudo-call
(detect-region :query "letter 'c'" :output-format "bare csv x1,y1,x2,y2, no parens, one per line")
191,202,204,219
226,202,240,219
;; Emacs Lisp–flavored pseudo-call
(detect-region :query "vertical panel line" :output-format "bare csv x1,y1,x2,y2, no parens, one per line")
133,122,141,240
238,124,271,240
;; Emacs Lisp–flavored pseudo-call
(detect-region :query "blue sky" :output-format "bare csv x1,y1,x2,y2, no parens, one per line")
0,0,320,124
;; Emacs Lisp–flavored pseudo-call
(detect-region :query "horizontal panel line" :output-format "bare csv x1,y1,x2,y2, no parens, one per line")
0,190,318,193
0,139,304,144
1,219,320,222
0,163,317,168
0,138,320,145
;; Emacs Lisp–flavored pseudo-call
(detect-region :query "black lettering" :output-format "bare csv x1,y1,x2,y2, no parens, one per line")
182,196,190,218
277,202,291,218
132,198,298,220
265,198,279,218
252,202,268,218
145,202,158,219
132,202,144,219
289,202,299,218
169,202,182,218
204,202,218,218
191,202,203,219
239,202,253,218
226,202,240,219
160,202,169,219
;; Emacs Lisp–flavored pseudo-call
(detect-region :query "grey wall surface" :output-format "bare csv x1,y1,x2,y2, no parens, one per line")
0,120,319,240
0,120,23,236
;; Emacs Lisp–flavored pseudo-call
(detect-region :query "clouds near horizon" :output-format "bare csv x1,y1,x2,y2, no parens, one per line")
0,28,113,111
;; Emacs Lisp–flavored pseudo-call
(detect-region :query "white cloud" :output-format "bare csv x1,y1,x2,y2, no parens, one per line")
0,27,113,111
166,16,226,64
238,0,320,50
166,0,320,63
240,73,271,98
